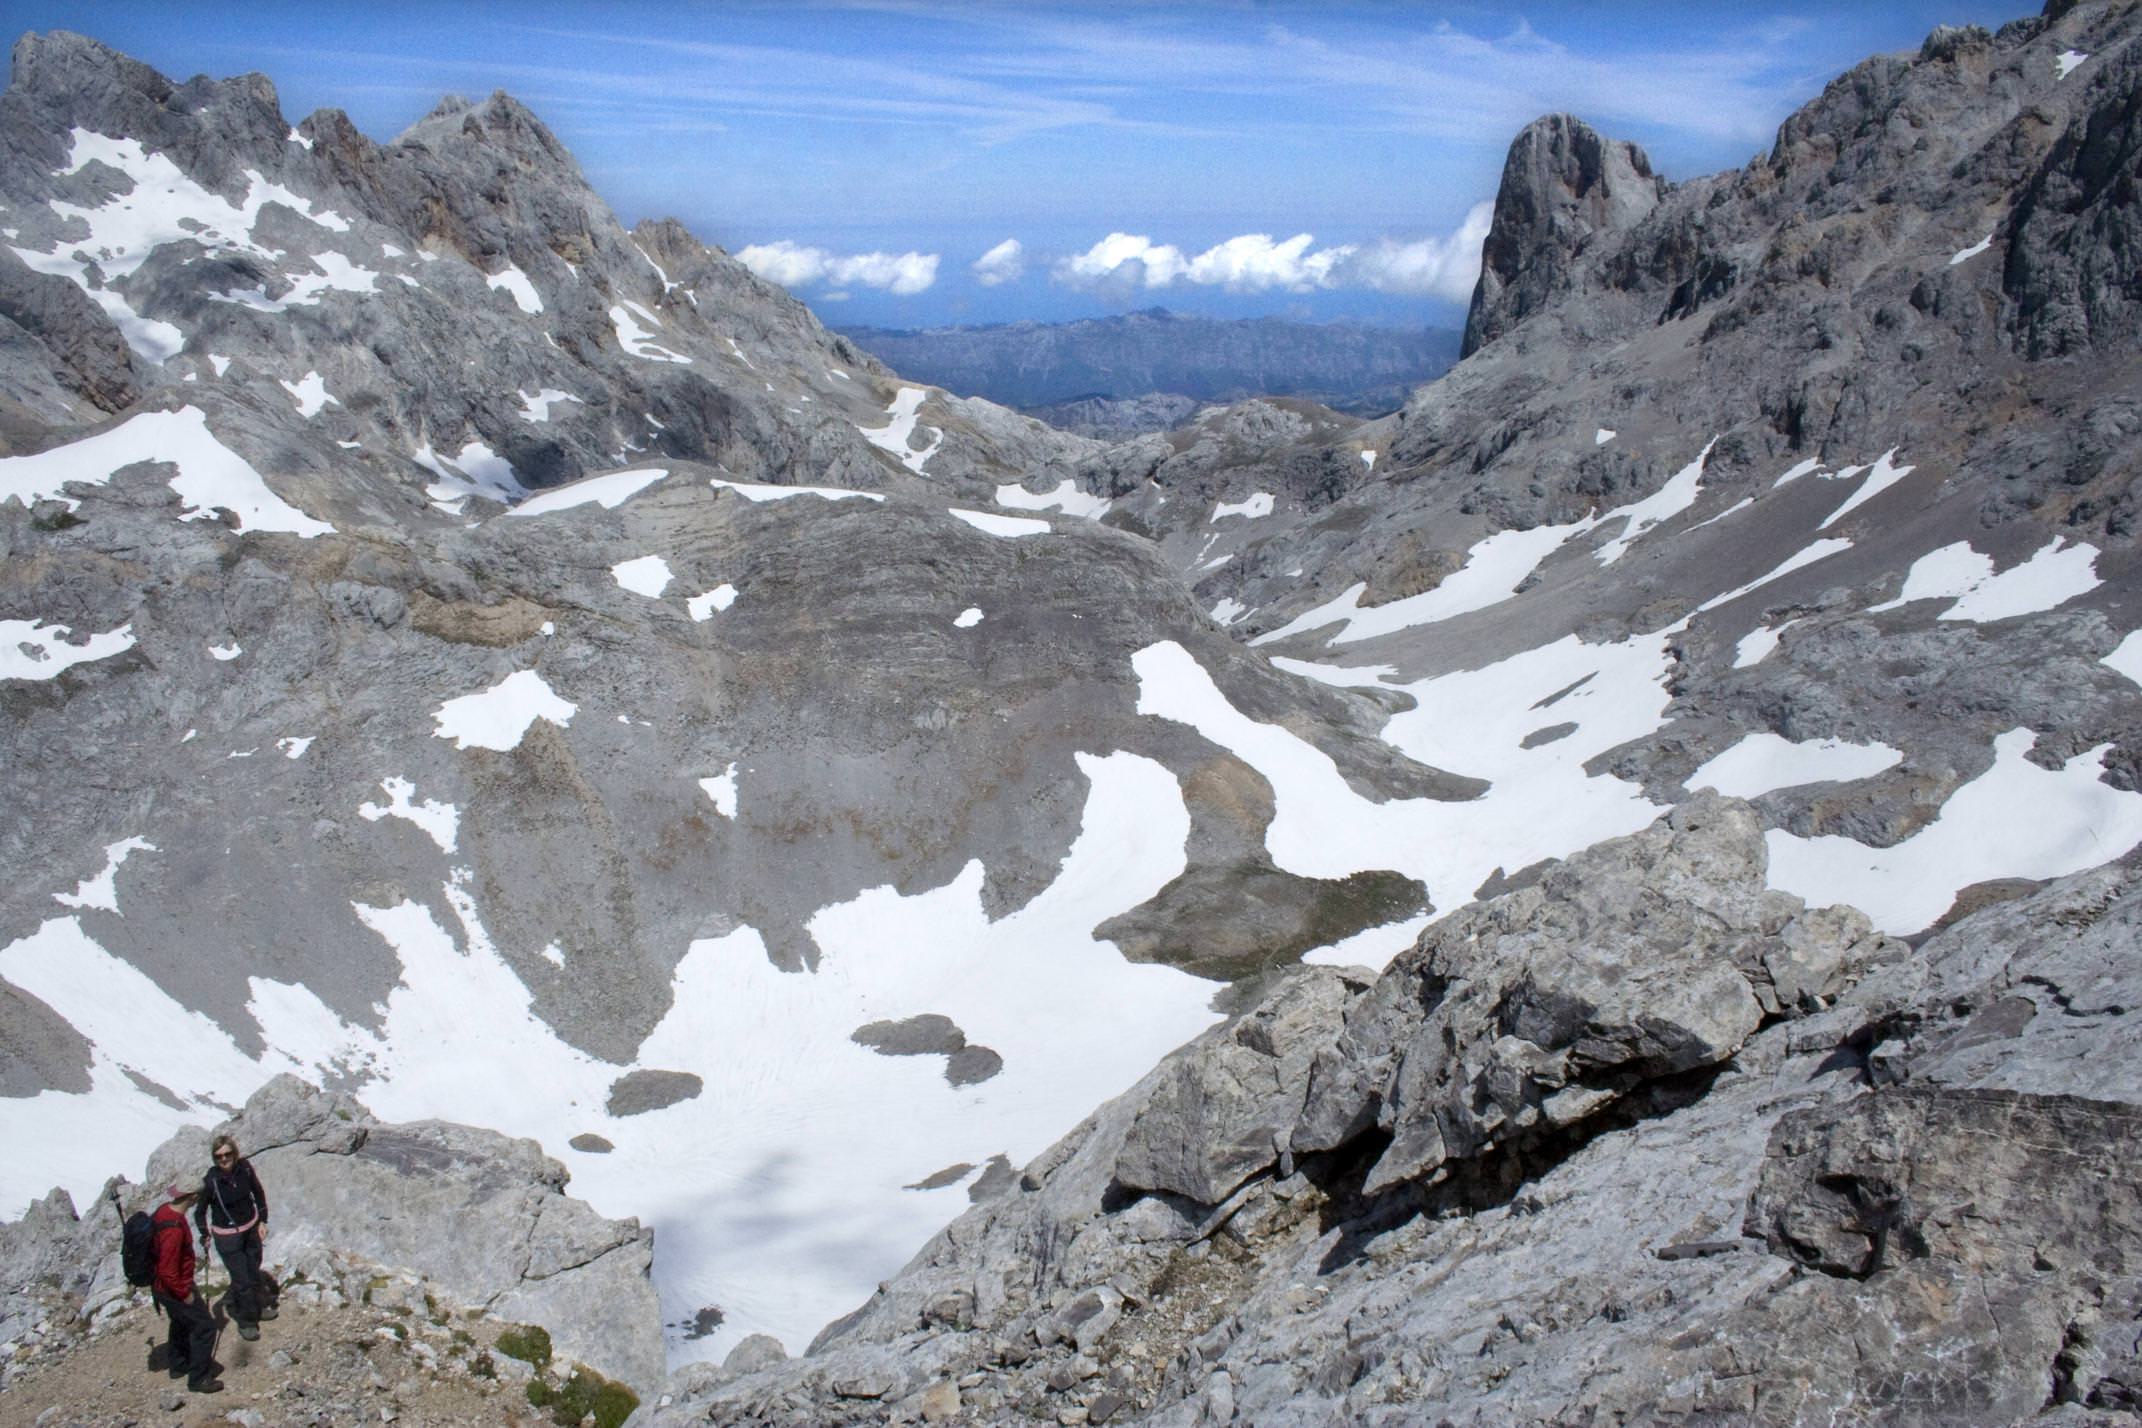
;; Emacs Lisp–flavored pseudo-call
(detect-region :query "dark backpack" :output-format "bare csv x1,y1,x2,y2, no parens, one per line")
119,1208,159,1287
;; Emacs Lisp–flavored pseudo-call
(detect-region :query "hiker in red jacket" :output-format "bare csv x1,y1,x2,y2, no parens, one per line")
150,1186,222,1394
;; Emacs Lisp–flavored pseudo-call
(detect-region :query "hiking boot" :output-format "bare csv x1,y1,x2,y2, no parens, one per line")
187,1376,224,1394
237,1321,260,1341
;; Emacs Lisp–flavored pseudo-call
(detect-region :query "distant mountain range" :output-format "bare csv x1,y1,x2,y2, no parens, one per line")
837,308,1463,417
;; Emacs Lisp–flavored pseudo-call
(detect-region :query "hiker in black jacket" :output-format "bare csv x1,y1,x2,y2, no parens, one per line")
194,1135,276,1340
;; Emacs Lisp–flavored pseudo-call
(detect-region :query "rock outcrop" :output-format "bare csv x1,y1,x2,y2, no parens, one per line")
0,1076,663,1395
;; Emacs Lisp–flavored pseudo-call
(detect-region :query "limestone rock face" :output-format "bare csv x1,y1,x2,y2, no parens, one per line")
132,1077,663,1394
1462,113,1666,356
1292,796,1887,1192
1114,965,1368,1205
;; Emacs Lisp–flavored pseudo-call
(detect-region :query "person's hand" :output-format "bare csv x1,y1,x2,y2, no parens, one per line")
259,1224,269,1243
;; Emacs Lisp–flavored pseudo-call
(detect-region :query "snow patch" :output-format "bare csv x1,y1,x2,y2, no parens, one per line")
710,477,882,504
950,508,1049,538
358,777,460,854
1766,729,2142,934
1871,538,2101,623
1696,539,1852,613
859,388,942,474
2057,49,2089,79
1254,442,1716,647
1211,598,1247,626
277,737,313,760
610,302,690,363
612,555,674,597
1949,235,1993,266
1595,428,1616,446
1817,449,1914,529
209,643,242,662
1733,618,1801,669
486,264,543,313
54,837,155,914
210,251,378,313
508,468,665,517
415,440,524,512
0,619,136,681
279,371,337,418
2104,630,2142,688
1686,733,1903,799
515,388,580,423
995,480,1110,520
687,586,738,622
1211,492,1274,522
698,764,739,818
0,407,333,536
431,670,576,751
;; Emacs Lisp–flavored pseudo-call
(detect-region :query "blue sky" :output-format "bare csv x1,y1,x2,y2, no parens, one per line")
11,1,2028,329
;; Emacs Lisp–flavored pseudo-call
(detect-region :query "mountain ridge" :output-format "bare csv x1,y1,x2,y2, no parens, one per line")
4,3,2142,1423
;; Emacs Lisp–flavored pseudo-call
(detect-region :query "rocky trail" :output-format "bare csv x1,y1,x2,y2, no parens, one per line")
2,1289,549,1428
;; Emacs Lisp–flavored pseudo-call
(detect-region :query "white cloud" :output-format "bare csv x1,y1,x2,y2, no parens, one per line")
1056,232,1189,291
1330,202,1494,302
1053,205,1490,303
735,241,940,295
1184,233,1348,291
971,238,1025,286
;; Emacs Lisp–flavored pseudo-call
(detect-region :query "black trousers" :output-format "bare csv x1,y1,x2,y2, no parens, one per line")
152,1287,218,1384
210,1228,267,1323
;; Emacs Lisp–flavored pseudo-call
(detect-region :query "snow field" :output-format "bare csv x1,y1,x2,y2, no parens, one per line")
1254,443,1716,647
0,753,1223,1368
0,407,333,537
10,130,349,359
1148,634,1673,930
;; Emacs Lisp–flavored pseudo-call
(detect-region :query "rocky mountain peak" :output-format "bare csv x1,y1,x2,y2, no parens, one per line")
396,87,573,171
1461,112,1666,355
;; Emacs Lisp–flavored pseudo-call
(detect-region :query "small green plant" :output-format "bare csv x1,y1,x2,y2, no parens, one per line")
494,1324,553,1371
527,1368,637,1428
